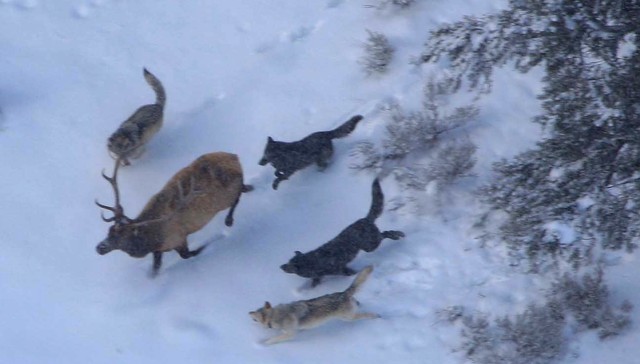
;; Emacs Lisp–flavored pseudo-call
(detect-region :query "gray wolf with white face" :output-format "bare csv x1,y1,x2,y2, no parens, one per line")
259,115,363,189
249,265,378,345
107,68,165,166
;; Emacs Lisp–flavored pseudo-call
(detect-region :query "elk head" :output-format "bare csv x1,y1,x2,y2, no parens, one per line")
95,159,153,258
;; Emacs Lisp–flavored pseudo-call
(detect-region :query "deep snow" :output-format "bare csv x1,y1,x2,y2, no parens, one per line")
1,1,638,363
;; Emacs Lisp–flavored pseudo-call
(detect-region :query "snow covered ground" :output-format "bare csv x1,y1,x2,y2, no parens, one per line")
0,0,637,363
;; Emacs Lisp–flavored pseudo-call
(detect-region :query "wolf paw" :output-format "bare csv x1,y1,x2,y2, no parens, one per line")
383,230,405,240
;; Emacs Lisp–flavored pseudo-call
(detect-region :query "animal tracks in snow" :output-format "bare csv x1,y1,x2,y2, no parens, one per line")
254,22,322,54
0,0,39,10
72,0,108,19
252,0,343,53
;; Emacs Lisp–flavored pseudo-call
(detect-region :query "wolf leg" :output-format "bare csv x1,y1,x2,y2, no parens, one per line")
346,312,381,320
382,230,405,240
310,277,323,287
342,267,357,276
316,145,333,171
264,330,296,345
273,170,292,190
129,145,146,160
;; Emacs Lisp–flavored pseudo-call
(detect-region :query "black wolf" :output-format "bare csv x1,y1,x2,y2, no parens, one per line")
280,178,404,287
259,115,363,189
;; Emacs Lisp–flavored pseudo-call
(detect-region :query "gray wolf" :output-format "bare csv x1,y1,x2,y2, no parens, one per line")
280,178,404,286
249,265,379,345
259,115,363,189
107,68,165,165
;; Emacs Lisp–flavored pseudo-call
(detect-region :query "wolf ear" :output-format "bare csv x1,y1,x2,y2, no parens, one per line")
267,136,274,143
295,251,302,256
264,301,272,309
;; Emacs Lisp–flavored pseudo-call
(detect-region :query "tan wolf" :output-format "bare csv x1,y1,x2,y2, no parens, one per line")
249,265,379,345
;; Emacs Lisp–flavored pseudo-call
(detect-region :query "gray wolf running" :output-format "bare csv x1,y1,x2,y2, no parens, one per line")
250,265,379,345
107,68,165,165
258,115,363,189
280,178,404,286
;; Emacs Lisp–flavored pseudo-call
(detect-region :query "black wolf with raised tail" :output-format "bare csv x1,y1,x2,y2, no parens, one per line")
280,178,404,287
259,115,363,190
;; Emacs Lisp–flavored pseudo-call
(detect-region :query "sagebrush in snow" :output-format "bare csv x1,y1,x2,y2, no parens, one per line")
549,268,632,339
455,269,631,364
460,302,566,364
368,0,417,10
350,77,477,212
360,30,394,75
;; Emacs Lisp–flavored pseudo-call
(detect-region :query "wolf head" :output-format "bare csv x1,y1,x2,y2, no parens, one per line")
249,301,273,328
280,251,309,275
258,136,277,166
108,125,138,157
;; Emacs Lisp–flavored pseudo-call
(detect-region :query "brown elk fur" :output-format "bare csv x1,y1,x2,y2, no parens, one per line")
96,152,253,276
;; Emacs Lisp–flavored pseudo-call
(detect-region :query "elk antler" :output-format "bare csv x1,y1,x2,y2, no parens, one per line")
95,158,131,224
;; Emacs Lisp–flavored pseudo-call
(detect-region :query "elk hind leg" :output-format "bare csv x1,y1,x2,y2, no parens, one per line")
225,184,254,226
176,244,207,259
150,252,163,277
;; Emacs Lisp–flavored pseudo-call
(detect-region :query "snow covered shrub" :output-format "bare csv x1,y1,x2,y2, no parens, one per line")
549,268,632,339
420,0,640,269
460,303,566,364
360,30,394,75
435,305,465,324
391,0,416,7
350,77,477,212
368,0,417,10
456,269,631,364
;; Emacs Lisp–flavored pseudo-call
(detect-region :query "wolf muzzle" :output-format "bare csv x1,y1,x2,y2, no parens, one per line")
280,263,295,273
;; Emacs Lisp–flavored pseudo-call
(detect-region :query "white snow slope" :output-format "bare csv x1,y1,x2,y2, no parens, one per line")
0,1,638,363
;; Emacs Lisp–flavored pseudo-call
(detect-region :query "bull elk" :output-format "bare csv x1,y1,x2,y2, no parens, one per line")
95,152,253,276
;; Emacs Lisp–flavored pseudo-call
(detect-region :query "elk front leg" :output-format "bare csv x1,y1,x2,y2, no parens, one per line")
151,252,163,277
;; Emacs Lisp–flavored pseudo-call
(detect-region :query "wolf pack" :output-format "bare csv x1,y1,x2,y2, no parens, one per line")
96,69,406,345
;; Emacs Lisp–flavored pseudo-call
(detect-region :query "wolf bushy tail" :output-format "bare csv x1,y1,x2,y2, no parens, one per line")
344,265,373,297
365,178,384,221
325,115,363,139
143,68,166,107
